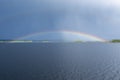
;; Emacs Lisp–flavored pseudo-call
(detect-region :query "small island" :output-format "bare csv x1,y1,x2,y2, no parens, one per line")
74,40,83,43
111,39,120,43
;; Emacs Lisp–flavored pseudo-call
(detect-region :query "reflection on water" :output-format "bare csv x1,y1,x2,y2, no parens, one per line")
0,43,120,80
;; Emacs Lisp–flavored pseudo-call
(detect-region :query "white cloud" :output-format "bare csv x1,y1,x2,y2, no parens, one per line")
38,0,120,8
81,0,120,6
34,0,120,39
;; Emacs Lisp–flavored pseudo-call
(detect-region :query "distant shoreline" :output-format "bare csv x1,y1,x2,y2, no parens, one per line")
0,40,120,43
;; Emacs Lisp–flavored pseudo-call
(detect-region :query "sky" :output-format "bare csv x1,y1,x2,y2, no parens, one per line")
0,0,120,41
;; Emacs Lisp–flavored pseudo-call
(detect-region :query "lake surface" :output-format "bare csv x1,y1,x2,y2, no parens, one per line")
0,43,120,80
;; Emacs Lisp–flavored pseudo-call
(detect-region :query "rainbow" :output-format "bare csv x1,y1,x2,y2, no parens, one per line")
16,30,106,42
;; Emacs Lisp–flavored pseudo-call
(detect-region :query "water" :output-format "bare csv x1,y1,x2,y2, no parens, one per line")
0,43,120,80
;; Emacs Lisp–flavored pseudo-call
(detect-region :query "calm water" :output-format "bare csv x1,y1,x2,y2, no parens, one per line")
0,43,120,80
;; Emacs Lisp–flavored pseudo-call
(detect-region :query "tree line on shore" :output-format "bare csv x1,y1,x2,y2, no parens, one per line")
0,39,120,43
